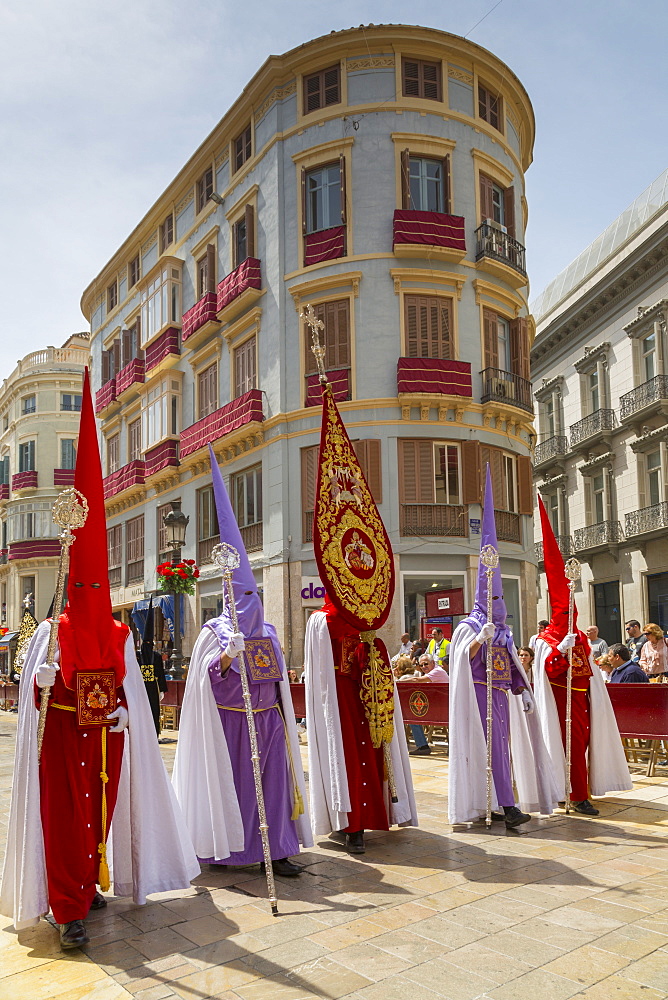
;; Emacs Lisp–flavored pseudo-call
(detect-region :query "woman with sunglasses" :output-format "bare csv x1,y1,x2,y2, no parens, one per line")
639,623,668,680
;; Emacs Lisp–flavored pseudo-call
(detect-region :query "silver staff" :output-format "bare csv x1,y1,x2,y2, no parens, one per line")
480,543,499,828
564,558,581,816
37,488,89,762
212,541,278,916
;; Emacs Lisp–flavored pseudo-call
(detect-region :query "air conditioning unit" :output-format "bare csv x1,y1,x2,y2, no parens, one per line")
490,377,515,399
484,218,508,234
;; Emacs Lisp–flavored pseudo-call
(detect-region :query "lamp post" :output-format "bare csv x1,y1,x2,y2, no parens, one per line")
162,502,189,681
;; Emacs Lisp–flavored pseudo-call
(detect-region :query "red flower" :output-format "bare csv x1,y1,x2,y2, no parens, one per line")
194,569,200,578
178,568,187,578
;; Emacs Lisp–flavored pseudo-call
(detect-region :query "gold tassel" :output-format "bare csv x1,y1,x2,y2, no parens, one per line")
98,726,111,892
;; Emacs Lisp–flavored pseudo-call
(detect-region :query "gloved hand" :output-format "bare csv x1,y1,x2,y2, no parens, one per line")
557,633,577,655
159,691,165,702
475,622,495,644
107,706,129,733
520,689,534,714
35,663,59,688
224,633,245,659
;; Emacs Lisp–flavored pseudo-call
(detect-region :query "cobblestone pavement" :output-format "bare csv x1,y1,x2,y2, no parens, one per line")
1,711,668,1000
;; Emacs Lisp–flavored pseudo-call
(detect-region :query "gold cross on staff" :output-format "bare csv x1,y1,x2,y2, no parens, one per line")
299,303,327,383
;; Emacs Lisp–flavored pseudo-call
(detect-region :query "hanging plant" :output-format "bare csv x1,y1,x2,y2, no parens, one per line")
156,559,200,596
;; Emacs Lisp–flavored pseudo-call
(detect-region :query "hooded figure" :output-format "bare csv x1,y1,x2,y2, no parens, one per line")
172,446,312,876
532,497,631,814
139,598,168,737
448,466,560,828
0,370,199,946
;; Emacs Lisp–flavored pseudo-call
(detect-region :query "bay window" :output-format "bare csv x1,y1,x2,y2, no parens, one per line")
141,378,180,448
140,265,182,346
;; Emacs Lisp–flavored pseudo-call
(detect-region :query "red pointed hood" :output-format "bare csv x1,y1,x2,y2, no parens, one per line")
538,494,583,648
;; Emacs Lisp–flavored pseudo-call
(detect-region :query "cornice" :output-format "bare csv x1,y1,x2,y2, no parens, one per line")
624,298,668,338
573,342,610,374
630,424,668,453
534,374,563,402
537,473,568,492
578,451,614,475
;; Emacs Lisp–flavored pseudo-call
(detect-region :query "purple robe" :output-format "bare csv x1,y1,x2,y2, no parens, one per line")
198,655,299,865
471,643,525,808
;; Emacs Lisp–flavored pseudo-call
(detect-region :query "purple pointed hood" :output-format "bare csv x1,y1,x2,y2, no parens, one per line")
462,465,512,647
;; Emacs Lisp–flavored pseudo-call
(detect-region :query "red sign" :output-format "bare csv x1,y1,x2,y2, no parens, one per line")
424,588,464,617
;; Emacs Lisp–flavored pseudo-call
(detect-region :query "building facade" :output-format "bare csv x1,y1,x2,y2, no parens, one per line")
532,169,668,641
0,334,89,648
81,25,537,663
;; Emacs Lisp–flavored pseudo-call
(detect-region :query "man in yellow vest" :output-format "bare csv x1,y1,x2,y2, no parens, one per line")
426,627,449,669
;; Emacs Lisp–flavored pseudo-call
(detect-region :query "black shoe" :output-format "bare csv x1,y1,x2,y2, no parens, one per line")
490,811,505,822
346,831,365,854
573,799,599,816
409,745,432,756
59,920,89,949
89,892,107,911
261,858,304,877
503,806,531,828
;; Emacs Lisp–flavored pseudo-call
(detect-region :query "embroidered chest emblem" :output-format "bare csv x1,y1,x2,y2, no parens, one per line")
491,645,512,684
571,644,593,678
86,683,109,709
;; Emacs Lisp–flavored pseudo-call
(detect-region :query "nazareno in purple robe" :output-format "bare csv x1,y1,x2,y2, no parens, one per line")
470,643,525,808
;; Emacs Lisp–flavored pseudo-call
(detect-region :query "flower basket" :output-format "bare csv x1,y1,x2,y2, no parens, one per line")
156,559,200,596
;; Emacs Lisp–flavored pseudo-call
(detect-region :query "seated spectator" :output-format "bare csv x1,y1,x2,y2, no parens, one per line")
639,623,668,680
416,653,448,683
287,668,298,683
597,652,614,682
410,641,425,666
392,632,413,664
625,620,647,663
586,625,609,661
528,620,549,650
517,645,534,682
607,643,649,683
394,655,418,680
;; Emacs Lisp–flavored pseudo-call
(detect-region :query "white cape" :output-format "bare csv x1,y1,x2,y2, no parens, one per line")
448,622,561,825
304,611,418,836
0,621,200,930
533,637,632,798
172,626,313,859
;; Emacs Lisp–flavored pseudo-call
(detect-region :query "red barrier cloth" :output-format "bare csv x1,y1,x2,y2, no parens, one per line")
145,328,180,372
103,460,146,500
180,389,263,458
181,292,218,343
116,358,145,395
305,369,350,407
393,210,466,251
216,258,261,312
304,227,345,266
397,357,472,397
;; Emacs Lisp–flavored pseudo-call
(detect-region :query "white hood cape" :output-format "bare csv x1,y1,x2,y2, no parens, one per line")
532,637,632,798
304,611,418,836
0,620,200,930
172,625,313,859
448,621,561,825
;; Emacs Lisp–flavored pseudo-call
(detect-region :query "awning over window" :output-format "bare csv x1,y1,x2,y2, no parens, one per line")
0,631,19,651
131,595,184,638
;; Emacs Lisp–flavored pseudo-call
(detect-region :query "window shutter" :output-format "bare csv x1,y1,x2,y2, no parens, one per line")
121,330,131,367
479,173,494,222
482,445,505,509
400,148,410,209
339,154,346,225
483,309,499,369
503,186,516,238
301,445,318,541
353,439,382,504
112,340,121,378
245,205,255,259
461,440,482,503
399,440,434,503
443,154,452,214
509,318,530,380
405,296,452,359
324,65,340,106
301,166,307,235
206,244,216,294
516,455,533,514
102,350,111,384
403,60,420,97
421,61,440,101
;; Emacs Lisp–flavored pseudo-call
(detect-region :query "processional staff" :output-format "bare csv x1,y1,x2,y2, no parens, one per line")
480,542,499,829
563,557,581,816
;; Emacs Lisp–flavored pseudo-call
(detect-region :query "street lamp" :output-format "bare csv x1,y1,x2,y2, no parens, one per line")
162,502,189,680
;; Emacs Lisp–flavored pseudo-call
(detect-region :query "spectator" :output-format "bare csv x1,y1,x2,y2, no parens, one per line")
607,643,649,683
408,653,448,757
639,623,668,680
528,620,549,650
517,646,534,682
410,641,425,667
586,625,609,662
597,652,614,682
287,669,298,683
391,632,413,664
625,621,647,663
394,655,417,680
426,627,450,668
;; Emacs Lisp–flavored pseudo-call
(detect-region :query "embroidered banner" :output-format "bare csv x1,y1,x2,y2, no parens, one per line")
76,670,116,726
244,638,283,682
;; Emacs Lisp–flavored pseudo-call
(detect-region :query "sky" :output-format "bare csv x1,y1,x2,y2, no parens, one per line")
1,0,666,373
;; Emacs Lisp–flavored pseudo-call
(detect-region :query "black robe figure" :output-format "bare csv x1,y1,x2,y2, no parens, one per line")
139,599,168,737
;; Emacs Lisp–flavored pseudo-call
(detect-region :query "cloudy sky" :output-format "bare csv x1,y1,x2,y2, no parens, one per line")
1,0,666,372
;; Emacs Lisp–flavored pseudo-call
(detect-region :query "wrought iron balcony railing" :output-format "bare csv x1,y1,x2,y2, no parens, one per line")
400,504,468,537
573,520,623,551
569,408,616,448
494,510,521,544
475,222,527,276
625,502,668,537
535,535,574,563
480,368,533,413
534,435,569,466
240,521,263,553
619,375,668,421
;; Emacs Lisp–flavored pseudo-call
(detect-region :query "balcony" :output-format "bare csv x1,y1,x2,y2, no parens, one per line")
116,357,145,396
619,375,668,423
304,226,345,267
145,327,180,373
16,345,89,375
95,377,117,415
0,484,9,501
400,503,468,537
181,292,218,344
9,539,61,561
475,222,527,284
0,550,7,565
53,469,75,488
103,460,146,501
569,408,616,449
240,521,263,553
305,369,350,407
397,358,472,399
534,435,569,469
217,257,262,324
198,535,219,565
625,502,668,539
303,510,314,544
480,368,533,413
12,471,37,492
574,520,623,553
180,389,264,459
392,210,466,262
495,509,521,544
535,535,574,563
145,440,179,478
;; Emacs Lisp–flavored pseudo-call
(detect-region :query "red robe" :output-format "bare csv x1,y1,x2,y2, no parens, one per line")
543,634,592,802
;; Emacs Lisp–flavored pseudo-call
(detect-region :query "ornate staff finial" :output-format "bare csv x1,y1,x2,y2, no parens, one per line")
564,557,581,584
299,303,327,383
52,487,89,545
480,543,499,570
211,541,240,576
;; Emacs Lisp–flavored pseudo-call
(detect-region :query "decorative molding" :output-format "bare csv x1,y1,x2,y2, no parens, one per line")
630,423,668,453
254,80,297,123
506,105,521,133
175,191,194,216
105,488,147,518
288,271,362,310
624,297,668,338
141,232,157,255
534,374,564,402
574,342,610,373
470,147,515,189
578,451,614,475
448,67,473,85
347,56,395,71
472,278,525,316
537,473,568,493
215,149,229,168
390,267,466,300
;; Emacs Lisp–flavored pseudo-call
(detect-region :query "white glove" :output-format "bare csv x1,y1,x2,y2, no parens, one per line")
476,622,495,644
520,689,534,714
35,663,59,688
557,633,577,655
107,706,129,733
224,633,245,659
159,691,165,702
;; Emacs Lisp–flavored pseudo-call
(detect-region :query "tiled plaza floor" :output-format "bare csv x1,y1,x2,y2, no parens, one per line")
1,711,668,1000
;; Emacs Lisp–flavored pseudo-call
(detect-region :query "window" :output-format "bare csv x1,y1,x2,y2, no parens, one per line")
107,524,122,588
197,244,217,299
21,395,36,416
233,205,255,268
60,439,76,470
157,500,181,562
106,434,120,474
402,154,450,213
479,174,515,237
398,440,478,537
18,440,35,473
197,486,219,564
482,310,530,379
8,503,54,542
434,444,461,505
496,316,511,372
197,363,218,419
502,453,517,512
21,577,35,608
592,473,605,524
159,213,174,254
589,369,600,412
142,379,180,448
545,395,556,438
140,265,182,345
0,456,9,485
301,440,381,543
304,162,343,234
478,84,503,132
61,393,82,412
121,322,141,367
234,124,252,172
102,339,121,383
234,336,257,398
402,58,441,101
647,449,662,507
128,254,140,288
547,492,560,534
642,332,656,382
128,418,142,462
232,465,262,527
2,415,7,431
304,65,340,113
107,280,118,312
304,300,350,374
404,295,453,360
126,515,144,584
196,166,214,213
